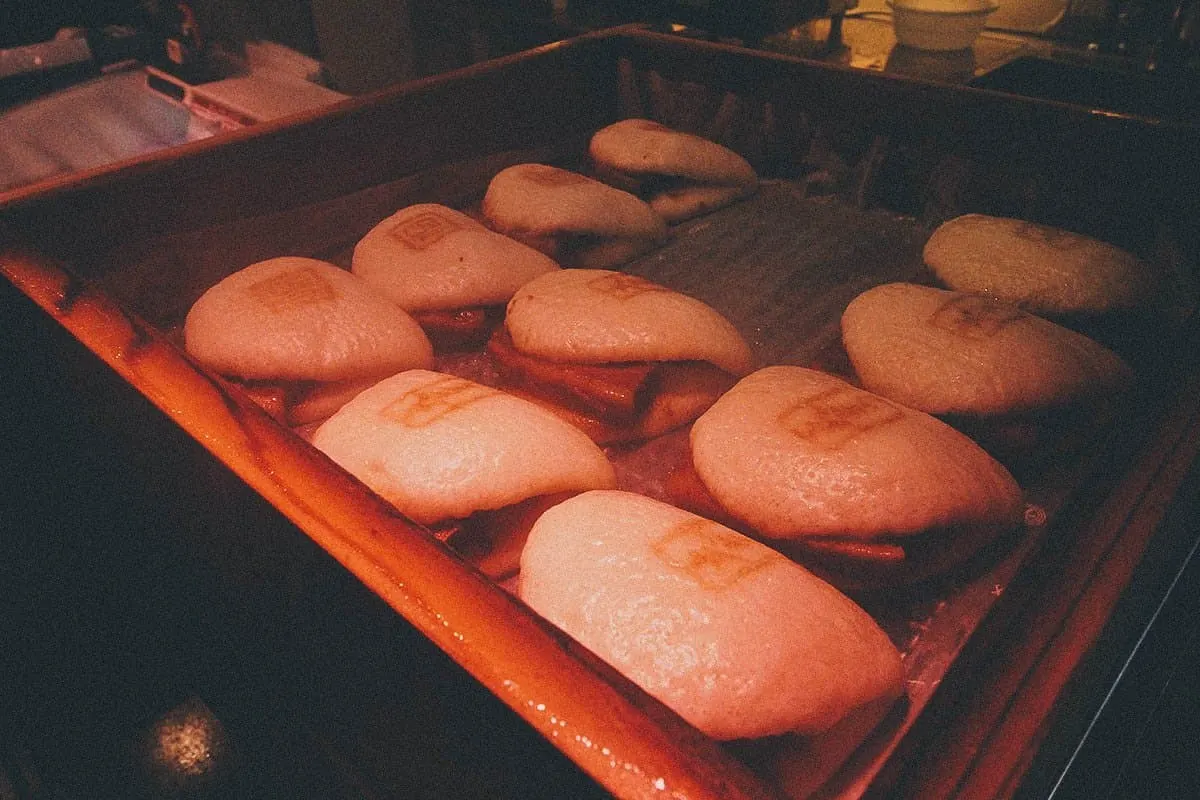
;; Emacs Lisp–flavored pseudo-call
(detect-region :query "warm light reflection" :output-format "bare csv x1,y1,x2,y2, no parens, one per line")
149,702,226,778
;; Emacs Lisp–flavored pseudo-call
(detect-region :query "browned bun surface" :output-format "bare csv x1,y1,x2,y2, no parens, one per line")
518,490,905,740
841,282,1133,416
588,119,758,223
504,269,754,374
923,214,1156,315
351,203,560,312
689,367,1024,587
481,163,668,268
590,119,759,185
311,370,616,526
488,269,754,443
183,256,433,382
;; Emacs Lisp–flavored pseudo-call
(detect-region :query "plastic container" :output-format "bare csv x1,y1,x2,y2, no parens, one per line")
888,0,1000,51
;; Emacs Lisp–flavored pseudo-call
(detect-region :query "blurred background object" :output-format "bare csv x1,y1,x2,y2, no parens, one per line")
0,0,866,193
0,1,347,193
0,1,1194,236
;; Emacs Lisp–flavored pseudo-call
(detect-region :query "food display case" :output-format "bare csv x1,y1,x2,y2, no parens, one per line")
3,25,1199,799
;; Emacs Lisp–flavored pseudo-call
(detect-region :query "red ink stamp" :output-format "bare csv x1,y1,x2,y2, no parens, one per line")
930,294,1023,339
381,375,498,427
652,519,777,590
248,267,336,313
389,210,466,250
778,385,902,449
